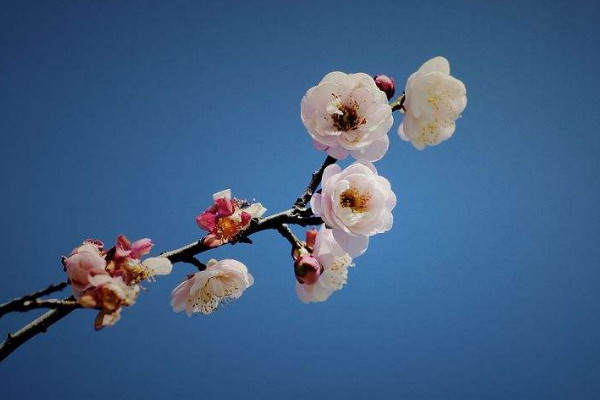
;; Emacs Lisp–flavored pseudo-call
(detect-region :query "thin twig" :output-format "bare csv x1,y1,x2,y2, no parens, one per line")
0,296,79,363
2,298,79,314
294,155,337,209
275,224,303,250
390,92,406,112
0,282,68,318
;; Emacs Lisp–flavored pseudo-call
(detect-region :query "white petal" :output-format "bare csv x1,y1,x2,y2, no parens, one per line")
332,229,369,258
213,189,231,201
419,56,450,75
245,203,267,219
142,257,173,276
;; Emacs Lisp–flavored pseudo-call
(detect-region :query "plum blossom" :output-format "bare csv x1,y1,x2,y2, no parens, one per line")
196,189,266,247
78,274,140,330
310,160,396,257
301,72,393,162
108,234,172,284
64,241,109,300
296,226,354,303
63,235,171,329
399,56,467,150
171,259,254,316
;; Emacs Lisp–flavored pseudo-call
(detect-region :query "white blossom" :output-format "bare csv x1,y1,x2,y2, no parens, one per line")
171,259,254,315
311,160,396,257
399,56,467,149
302,72,393,161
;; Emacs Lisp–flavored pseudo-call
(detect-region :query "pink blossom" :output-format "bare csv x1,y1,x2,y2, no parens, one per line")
171,259,254,316
64,242,108,300
296,225,354,303
78,274,140,330
301,72,393,162
109,234,170,284
115,234,154,260
310,160,396,257
80,274,139,311
64,235,171,329
196,189,266,247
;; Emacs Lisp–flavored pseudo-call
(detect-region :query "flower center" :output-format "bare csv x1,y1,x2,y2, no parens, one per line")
339,188,370,213
215,217,240,240
332,102,366,131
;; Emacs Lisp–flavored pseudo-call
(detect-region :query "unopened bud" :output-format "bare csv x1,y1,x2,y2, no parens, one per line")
374,75,396,100
305,229,318,252
294,255,323,285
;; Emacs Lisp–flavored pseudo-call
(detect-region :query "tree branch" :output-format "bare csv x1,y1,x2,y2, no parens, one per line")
0,297,79,363
275,224,303,250
0,156,333,363
390,92,406,112
0,282,68,318
294,155,337,209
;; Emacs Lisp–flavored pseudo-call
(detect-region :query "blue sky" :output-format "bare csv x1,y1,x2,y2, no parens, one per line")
1,1,599,399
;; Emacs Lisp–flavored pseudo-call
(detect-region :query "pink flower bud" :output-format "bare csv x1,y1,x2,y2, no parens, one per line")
294,255,323,285
305,229,318,252
373,74,396,100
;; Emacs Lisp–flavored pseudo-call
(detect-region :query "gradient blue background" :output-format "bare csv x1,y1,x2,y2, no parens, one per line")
1,1,599,399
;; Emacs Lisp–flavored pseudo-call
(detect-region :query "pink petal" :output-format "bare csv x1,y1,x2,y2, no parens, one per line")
130,238,154,259
203,234,224,248
215,198,235,217
115,234,132,259
196,211,216,232
240,211,251,226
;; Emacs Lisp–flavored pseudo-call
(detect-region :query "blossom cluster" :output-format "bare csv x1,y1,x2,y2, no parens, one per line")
63,56,467,324
64,235,171,329
196,189,266,247
289,56,466,302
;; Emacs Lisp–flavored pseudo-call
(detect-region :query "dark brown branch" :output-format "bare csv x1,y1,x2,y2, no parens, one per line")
390,92,406,112
161,209,322,264
0,282,68,318
276,224,303,250
1,298,79,314
179,256,207,271
294,155,337,209
0,297,79,363
0,159,330,363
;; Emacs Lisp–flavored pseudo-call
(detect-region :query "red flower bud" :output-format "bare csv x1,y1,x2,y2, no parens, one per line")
374,74,396,100
294,255,323,285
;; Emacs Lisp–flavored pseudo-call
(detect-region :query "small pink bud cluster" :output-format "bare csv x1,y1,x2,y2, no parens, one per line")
374,74,396,100
196,189,266,247
291,227,354,303
292,229,323,285
63,235,171,330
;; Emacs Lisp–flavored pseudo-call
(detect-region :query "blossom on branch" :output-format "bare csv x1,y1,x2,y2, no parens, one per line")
171,259,254,315
311,160,396,257
63,235,172,330
301,72,393,162
64,241,110,300
196,189,266,247
399,56,467,149
296,226,353,303
108,234,172,284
